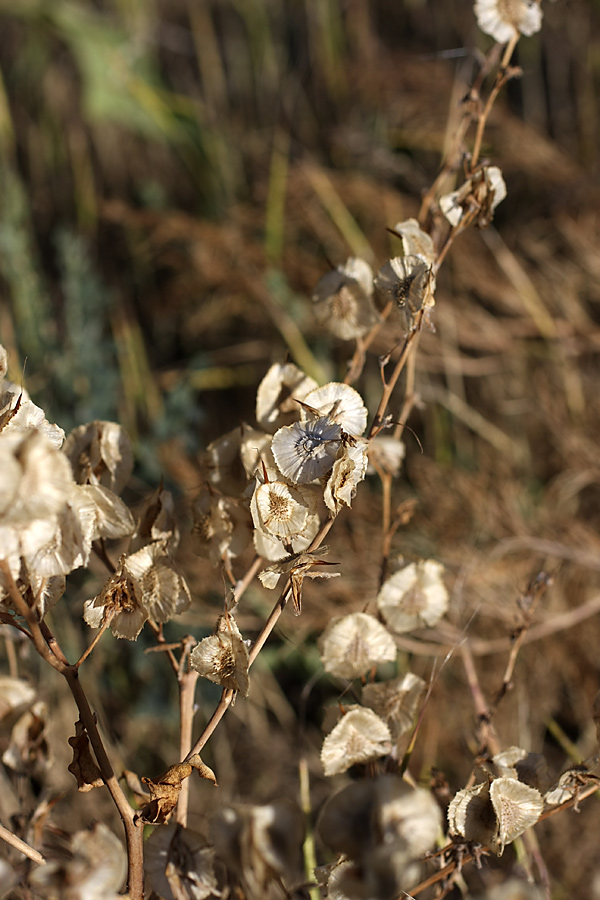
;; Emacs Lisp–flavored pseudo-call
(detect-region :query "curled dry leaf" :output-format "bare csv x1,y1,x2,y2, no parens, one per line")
190,614,250,697
135,763,194,825
321,706,392,776
68,719,103,792
324,436,369,516
318,612,397,680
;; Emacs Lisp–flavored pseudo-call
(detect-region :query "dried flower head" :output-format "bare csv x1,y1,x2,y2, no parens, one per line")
190,614,250,697
198,427,247,496
391,218,436,265
362,672,426,743
377,559,449,633
323,435,368,516
192,489,252,565
84,569,145,640
490,776,544,854
375,255,436,329
255,362,318,432
250,479,312,540
302,383,368,436
448,781,498,848
253,510,320,562
28,823,127,900
63,421,133,494
312,257,379,340
475,0,542,43
0,346,65,448
318,612,396,680
144,825,219,900
211,801,304,899
258,546,339,612
321,706,392,776
440,166,507,228
367,435,406,477
271,416,342,484
2,700,51,779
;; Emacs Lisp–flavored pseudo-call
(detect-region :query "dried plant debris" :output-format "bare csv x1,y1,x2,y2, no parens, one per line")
362,672,426,744
439,166,507,229
211,801,303,900
255,362,318,432
2,699,51,779
28,822,126,900
144,824,220,900
63,421,133,494
377,559,449,632
321,706,392,776
271,416,342,484
136,763,194,825
367,436,406,477
318,612,397,680
390,218,436,265
68,719,103,792
190,614,250,696
324,436,369,516
301,383,368,436
475,0,542,43
448,776,543,855
375,255,436,330
319,776,441,900
312,257,380,341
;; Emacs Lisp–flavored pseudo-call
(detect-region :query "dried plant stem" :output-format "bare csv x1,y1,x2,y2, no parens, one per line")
470,32,520,171
408,782,599,897
369,317,423,438
0,561,144,900
461,640,501,761
186,517,336,761
0,821,45,866
177,663,200,826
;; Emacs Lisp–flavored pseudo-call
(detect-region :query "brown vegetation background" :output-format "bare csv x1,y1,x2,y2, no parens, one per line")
1,0,600,896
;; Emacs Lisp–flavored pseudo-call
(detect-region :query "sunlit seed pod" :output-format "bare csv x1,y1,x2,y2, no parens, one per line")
362,672,426,740
301,383,368,436
440,166,507,229
321,706,392,776
63,420,133,493
319,612,397,680
144,824,219,900
366,435,406,478
447,781,498,848
391,218,436,265
255,362,318,433
190,614,250,697
489,776,543,855
251,480,310,539
377,559,449,633
271,416,342,484
323,437,369,516
475,0,542,44
312,257,380,341
375,255,436,316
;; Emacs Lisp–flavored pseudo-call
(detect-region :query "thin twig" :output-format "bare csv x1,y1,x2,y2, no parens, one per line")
0,821,46,866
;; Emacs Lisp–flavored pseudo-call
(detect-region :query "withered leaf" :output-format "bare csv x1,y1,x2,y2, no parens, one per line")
67,719,103,792
135,763,193,825
188,753,218,787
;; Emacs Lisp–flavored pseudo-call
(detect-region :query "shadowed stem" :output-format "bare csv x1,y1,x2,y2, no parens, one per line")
0,561,144,900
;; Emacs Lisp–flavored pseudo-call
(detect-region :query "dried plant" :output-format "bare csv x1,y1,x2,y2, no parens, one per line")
1,3,599,900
